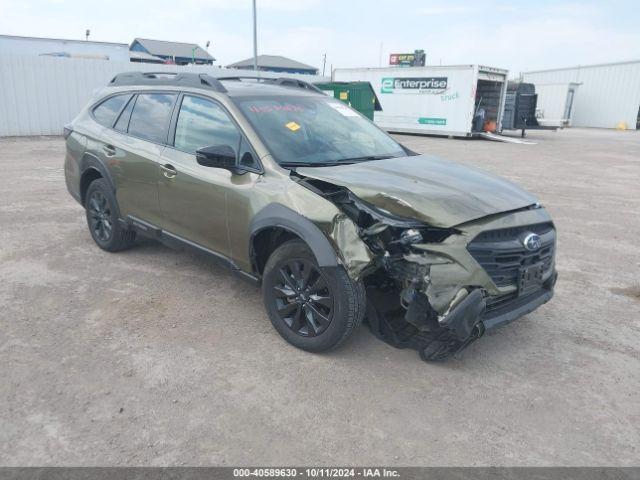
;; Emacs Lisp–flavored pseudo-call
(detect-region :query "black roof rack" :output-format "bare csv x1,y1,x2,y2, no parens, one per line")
108,72,324,95
108,72,227,93
214,75,324,94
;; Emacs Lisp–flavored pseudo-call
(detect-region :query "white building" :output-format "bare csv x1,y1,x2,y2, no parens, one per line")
0,34,130,62
522,60,640,130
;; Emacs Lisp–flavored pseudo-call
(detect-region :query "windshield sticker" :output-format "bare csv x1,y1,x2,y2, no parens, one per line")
248,104,305,113
285,121,301,131
328,102,359,117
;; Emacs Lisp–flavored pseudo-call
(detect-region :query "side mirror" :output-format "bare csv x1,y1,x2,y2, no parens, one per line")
196,145,245,174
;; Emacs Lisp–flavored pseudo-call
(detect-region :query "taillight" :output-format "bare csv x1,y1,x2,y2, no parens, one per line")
63,124,73,139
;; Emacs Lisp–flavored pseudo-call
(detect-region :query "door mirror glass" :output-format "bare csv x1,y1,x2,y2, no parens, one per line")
196,145,239,171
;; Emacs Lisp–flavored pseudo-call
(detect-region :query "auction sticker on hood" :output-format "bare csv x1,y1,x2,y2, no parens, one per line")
328,102,359,117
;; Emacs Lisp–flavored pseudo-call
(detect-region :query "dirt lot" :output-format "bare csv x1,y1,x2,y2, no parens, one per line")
1,128,639,466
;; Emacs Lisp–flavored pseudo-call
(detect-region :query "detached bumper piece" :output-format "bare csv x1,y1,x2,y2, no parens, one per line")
365,273,556,362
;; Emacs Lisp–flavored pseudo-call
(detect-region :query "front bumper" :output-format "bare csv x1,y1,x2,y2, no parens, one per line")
482,276,556,331
364,208,558,362
366,272,557,362
442,271,557,340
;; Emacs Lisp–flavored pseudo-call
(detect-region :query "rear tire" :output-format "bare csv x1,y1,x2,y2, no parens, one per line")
262,239,365,352
85,178,136,252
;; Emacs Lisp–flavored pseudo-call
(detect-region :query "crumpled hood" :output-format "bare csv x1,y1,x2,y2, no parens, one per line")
297,154,538,228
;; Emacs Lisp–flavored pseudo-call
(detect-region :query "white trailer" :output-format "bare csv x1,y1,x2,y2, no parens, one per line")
333,65,509,137
533,82,580,128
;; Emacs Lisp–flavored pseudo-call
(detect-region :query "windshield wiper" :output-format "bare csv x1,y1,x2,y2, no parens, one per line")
334,155,396,163
280,161,353,168
280,155,396,168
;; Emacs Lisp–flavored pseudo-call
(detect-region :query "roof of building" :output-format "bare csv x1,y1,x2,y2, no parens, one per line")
227,54,317,71
524,59,640,74
129,50,165,62
0,34,127,47
131,38,214,61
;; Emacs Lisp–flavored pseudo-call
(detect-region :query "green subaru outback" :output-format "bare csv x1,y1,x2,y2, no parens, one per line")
64,72,557,361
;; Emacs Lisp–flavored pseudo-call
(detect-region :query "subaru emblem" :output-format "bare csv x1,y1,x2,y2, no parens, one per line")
523,233,542,251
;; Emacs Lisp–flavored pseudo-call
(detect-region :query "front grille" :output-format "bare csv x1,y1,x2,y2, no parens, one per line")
467,222,556,288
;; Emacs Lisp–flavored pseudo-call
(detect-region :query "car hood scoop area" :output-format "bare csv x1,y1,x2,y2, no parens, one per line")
296,154,538,228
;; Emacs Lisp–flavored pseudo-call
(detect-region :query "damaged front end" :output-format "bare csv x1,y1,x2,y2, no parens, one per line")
295,175,490,361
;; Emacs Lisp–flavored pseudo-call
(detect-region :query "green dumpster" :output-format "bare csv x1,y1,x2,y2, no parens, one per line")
314,81,382,120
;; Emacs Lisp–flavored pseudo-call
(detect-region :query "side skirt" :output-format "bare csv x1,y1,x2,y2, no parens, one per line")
121,215,260,287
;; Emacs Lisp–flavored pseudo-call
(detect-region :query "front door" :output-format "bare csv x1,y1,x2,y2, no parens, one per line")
157,94,243,258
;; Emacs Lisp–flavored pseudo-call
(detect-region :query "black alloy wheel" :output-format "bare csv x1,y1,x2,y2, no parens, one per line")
87,190,113,243
270,259,334,337
262,239,365,352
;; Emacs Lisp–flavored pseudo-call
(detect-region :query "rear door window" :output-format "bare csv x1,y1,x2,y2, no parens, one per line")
93,94,130,127
174,95,240,154
128,93,177,144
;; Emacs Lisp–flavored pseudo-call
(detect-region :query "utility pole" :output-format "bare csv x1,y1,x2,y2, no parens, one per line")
322,53,327,76
252,0,258,71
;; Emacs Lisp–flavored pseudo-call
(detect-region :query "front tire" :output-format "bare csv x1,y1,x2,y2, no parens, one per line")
262,239,365,352
85,178,136,252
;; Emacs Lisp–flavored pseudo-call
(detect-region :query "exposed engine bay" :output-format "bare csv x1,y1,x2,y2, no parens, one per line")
295,174,491,361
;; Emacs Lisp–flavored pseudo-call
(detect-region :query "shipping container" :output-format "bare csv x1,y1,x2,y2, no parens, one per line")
333,65,509,137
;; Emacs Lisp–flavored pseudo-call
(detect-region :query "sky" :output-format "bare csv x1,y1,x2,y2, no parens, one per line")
1,0,640,75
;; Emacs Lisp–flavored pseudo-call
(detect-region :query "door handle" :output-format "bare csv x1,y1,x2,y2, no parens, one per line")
160,164,178,179
102,144,116,156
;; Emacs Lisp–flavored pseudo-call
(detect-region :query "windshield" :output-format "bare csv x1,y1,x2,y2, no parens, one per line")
235,96,407,166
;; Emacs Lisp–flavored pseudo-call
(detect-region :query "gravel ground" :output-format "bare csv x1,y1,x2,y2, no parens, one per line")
0,128,639,466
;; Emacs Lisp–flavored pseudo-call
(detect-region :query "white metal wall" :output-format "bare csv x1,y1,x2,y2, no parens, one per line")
0,55,329,136
522,60,640,130
0,36,131,61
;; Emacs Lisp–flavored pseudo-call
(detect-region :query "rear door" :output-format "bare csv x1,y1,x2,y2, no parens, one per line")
100,92,178,226
157,94,245,258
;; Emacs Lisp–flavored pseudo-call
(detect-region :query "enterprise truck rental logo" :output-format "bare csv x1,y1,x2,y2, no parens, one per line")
381,77,448,94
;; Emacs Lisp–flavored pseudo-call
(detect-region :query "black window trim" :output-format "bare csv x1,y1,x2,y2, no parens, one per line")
113,94,137,133
91,90,179,147
167,92,264,175
90,90,264,173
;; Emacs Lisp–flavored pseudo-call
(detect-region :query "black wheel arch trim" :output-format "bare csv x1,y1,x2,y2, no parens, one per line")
80,153,116,199
249,204,339,269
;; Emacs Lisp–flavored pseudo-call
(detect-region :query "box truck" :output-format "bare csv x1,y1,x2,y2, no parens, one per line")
333,65,509,137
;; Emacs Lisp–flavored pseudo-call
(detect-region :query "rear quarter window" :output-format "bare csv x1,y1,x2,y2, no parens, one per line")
92,95,130,127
